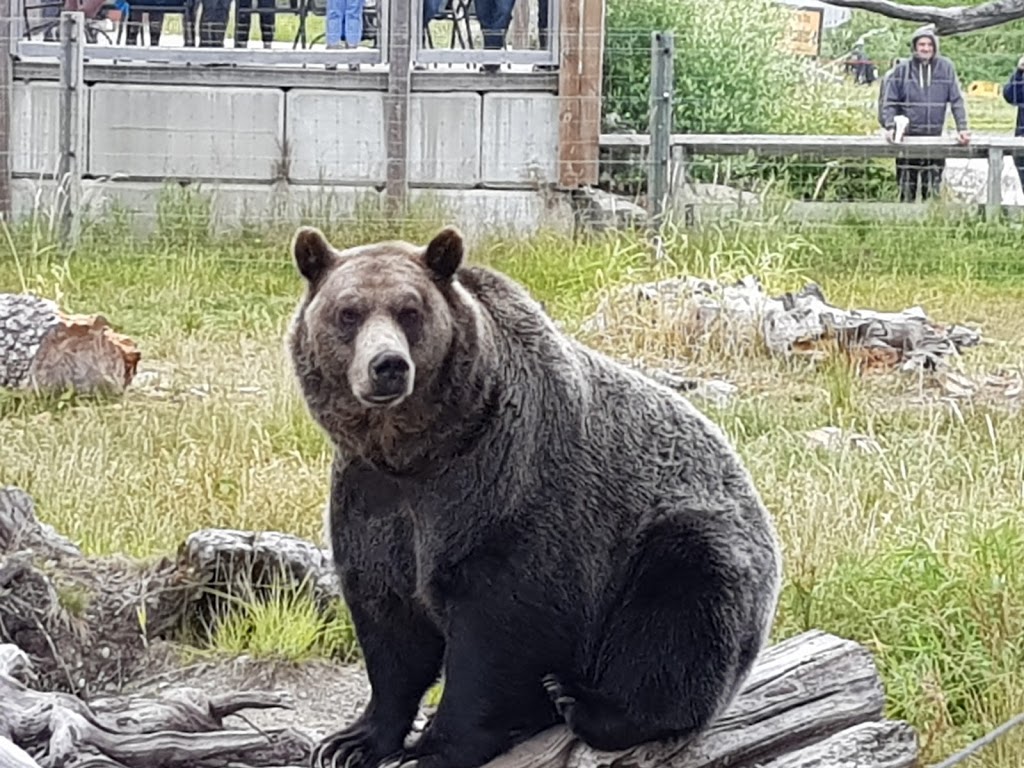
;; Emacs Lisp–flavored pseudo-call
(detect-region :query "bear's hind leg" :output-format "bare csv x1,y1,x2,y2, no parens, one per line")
312,597,445,768
548,518,769,754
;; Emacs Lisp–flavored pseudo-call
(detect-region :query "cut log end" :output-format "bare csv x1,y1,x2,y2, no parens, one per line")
0,293,141,396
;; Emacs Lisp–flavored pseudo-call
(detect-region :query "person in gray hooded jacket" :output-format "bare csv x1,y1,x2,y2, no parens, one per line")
879,26,970,202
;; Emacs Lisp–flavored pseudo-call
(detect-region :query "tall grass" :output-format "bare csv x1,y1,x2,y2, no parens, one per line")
1,194,1023,764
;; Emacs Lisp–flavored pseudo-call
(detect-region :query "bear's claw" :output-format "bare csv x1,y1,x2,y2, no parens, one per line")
541,674,577,719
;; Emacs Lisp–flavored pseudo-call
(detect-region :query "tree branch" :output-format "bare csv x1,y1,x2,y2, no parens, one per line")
822,0,1024,36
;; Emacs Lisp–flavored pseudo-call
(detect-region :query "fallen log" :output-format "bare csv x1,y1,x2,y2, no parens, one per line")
0,292,141,396
580,274,982,374
0,643,314,768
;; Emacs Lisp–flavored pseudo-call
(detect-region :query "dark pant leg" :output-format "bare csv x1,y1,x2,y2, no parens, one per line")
919,158,944,200
475,0,515,49
259,0,276,44
234,0,253,46
199,0,231,46
896,158,920,203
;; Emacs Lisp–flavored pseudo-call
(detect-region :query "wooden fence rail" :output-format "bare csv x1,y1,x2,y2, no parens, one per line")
600,132,1024,222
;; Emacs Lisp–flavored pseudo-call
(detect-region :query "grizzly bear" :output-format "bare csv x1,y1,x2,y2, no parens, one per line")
286,225,782,768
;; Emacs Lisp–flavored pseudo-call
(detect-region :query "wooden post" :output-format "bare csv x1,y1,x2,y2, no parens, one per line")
0,4,12,223
648,30,673,229
986,146,1003,222
556,0,605,189
57,12,85,247
384,0,411,216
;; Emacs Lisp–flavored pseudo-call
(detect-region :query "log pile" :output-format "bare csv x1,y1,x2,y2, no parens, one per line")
580,274,982,373
0,485,920,768
0,292,141,396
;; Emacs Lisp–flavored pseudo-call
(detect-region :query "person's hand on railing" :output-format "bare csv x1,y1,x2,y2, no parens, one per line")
958,130,972,146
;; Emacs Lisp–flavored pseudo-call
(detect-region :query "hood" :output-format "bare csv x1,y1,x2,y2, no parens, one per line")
910,25,940,56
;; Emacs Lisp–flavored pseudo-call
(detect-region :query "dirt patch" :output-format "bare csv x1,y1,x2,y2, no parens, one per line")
119,640,372,742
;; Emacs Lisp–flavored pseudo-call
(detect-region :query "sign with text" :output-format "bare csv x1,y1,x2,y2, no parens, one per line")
780,6,824,57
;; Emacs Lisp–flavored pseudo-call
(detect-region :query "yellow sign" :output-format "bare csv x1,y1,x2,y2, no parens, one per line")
780,7,823,57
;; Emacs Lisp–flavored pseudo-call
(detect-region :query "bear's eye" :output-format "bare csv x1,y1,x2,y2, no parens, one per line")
397,307,421,327
396,307,423,342
336,307,361,327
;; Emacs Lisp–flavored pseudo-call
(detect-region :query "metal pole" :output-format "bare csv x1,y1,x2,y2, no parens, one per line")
648,30,674,232
57,11,85,247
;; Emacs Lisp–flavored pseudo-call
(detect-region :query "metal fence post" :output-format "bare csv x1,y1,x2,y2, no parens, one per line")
648,30,674,232
57,11,85,247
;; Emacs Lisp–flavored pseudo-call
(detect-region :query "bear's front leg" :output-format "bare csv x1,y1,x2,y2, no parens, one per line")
312,597,445,768
395,565,567,768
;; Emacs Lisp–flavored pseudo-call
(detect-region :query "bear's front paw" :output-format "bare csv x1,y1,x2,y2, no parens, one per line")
542,674,577,720
310,725,402,768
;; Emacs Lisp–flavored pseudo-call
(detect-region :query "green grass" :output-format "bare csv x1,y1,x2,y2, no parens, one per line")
3,196,1024,765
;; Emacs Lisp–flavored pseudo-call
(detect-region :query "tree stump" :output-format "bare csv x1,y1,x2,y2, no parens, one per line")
0,293,141,396
0,485,190,695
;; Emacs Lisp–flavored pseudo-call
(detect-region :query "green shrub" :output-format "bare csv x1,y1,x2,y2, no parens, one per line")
601,0,887,202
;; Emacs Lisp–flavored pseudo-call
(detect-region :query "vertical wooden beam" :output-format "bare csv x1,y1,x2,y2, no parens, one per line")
0,3,12,222
57,11,85,247
556,0,605,189
384,0,411,215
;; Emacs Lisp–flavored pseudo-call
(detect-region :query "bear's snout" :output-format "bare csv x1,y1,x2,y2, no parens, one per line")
368,352,411,402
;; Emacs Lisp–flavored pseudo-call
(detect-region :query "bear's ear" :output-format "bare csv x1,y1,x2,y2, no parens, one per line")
292,226,339,285
423,226,464,283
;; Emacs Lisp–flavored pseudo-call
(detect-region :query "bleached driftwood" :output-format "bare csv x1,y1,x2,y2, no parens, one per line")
0,643,314,768
0,292,141,396
179,528,342,610
581,275,982,372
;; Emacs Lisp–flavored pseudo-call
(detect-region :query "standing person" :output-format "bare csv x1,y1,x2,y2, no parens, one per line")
879,26,971,203
1003,55,1024,190
235,0,277,49
326,0,365,69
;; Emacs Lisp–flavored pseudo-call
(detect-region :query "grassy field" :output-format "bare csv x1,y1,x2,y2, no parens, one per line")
2,197,1024,766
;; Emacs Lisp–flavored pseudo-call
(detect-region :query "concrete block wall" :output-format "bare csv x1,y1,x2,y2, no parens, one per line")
11,80,561,189
11,81,67,177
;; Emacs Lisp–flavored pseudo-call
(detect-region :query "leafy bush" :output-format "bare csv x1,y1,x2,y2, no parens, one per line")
600,0,895,202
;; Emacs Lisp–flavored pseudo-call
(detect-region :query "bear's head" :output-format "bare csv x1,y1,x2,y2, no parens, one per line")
287,225,471,445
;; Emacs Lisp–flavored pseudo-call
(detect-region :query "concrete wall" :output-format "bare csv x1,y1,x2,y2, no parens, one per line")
12,80,561,189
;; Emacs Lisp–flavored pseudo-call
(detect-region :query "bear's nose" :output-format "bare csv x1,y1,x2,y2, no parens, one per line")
369,352,410,395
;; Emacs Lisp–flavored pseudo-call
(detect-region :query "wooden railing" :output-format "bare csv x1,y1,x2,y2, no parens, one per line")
600,132,1024,222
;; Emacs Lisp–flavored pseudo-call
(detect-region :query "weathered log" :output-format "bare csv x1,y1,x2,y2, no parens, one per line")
0,292,141,396
580,274,982,374
0,644,314,768
0,736,41,768
178,528,341,611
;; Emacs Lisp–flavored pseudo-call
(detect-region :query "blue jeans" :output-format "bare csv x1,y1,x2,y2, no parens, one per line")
327,0,364,46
